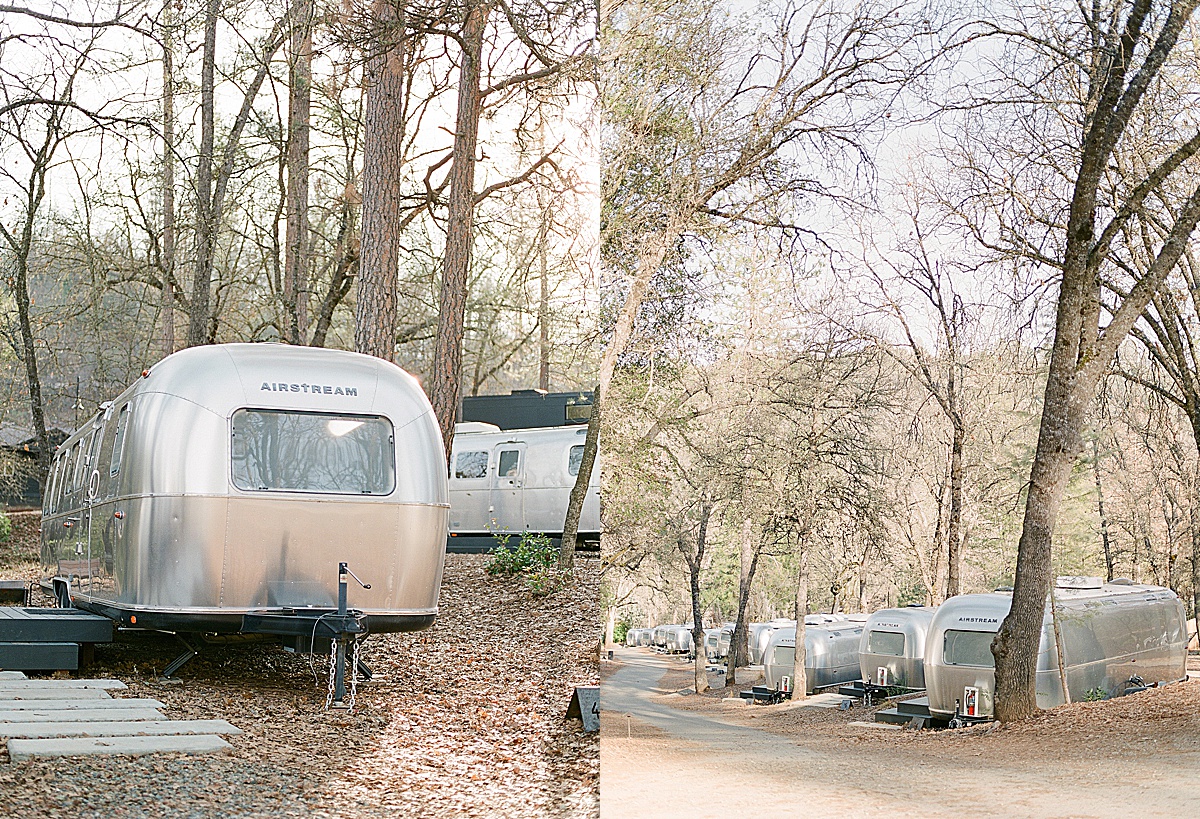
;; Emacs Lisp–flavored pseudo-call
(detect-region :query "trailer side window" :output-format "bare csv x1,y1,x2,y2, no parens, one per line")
110,404,130,477
866,630,905,656
943,630,996,667
454,450,488,479
231,409,395,495
568,445,584,476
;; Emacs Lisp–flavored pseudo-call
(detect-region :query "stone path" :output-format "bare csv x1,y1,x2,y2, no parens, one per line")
0,673,241,761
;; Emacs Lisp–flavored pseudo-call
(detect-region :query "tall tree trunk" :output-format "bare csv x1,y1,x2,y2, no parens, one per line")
1093,436,1115,581
790,539,809,700
558,383,599,572
284,0,312,345
160,0,176,359
688,502,712,695
310,203,357,347
14,251,49,479
538,217,550,391
188,0,219,348
946,421,964,597
726,517,760,687
1190,498,1200,644
429,0,488,458
356,1,408,361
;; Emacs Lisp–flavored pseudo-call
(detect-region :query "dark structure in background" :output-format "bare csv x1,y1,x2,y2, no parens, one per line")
0,429,69,509
460,389,593,429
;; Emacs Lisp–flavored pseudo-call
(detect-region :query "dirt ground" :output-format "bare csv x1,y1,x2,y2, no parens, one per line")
601,648,1200,819
0,512,600,818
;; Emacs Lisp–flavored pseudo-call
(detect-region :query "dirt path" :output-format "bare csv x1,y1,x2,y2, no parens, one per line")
601,647,1200,818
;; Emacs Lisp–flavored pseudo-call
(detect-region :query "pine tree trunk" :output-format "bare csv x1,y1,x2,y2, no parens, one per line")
1093,437,1114,581
160,1,176,359
429,0,488,457
284,0,312,345
188,0,219,348
355,0,408,361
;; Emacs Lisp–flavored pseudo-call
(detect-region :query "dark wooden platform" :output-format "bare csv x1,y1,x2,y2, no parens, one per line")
0,608,113,671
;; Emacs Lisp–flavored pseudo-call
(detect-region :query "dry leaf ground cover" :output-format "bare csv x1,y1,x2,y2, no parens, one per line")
0,512,599,818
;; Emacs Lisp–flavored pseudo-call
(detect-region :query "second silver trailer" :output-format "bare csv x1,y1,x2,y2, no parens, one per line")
858,606,935,690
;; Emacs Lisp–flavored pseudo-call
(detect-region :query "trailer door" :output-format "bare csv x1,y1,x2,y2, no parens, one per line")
489,443,527,537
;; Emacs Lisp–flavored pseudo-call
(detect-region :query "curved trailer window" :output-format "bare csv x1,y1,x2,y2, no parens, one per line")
231,409,395,495
943,629,996,667
866,630,905,656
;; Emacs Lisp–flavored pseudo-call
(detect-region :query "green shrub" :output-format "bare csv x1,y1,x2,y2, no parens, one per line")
0,510,11,544
1083,687,1107,702
485,532,557,576
485,532,564,595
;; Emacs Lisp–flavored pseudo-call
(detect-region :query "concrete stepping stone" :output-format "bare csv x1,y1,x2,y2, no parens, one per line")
7,733,232,761
0,679,126,690
0,698,162,711
0,688,113,700
0,672,27,679
0,707,164,722
0,719,242,739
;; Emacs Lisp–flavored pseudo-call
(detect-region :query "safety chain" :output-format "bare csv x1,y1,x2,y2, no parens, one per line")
324,637,338,710
348,635,360,711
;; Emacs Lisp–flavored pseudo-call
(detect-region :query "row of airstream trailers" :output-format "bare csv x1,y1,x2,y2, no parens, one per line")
628,578,1189,722
37,344,601,650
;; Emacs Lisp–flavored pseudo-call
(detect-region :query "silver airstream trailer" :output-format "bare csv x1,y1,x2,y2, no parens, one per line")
925,579,1188,722
652,625,672,649
40,344,448,637
859,606,935,689
447,422,601,552
704,628,724,660
762,621,866,694
665,625,694,654
749,619,796,664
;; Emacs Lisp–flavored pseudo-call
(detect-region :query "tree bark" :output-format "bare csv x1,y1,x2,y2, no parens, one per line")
356,0,409,361
726,517,760,687
284,0,312,345
687,502,712,695
790,539,809,700
946,420,964,597
559,383,599,572
159,0,176,359
187,0,219,348
429,0,489,458
1093,436,1115,581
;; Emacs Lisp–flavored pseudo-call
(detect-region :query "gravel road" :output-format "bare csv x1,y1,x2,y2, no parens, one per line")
601,646,1200,819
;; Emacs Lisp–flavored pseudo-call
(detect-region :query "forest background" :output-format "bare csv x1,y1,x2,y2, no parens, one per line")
600,0,1200,690
0,0,599,489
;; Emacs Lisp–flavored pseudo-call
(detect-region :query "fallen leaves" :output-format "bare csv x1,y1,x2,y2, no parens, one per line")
0,553,601,818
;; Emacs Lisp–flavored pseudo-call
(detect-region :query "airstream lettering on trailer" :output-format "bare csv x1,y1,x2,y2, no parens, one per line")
762,622,865,695
859,606,935,690
447,423,601,552
925,580,1188,722
41,344,449,637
